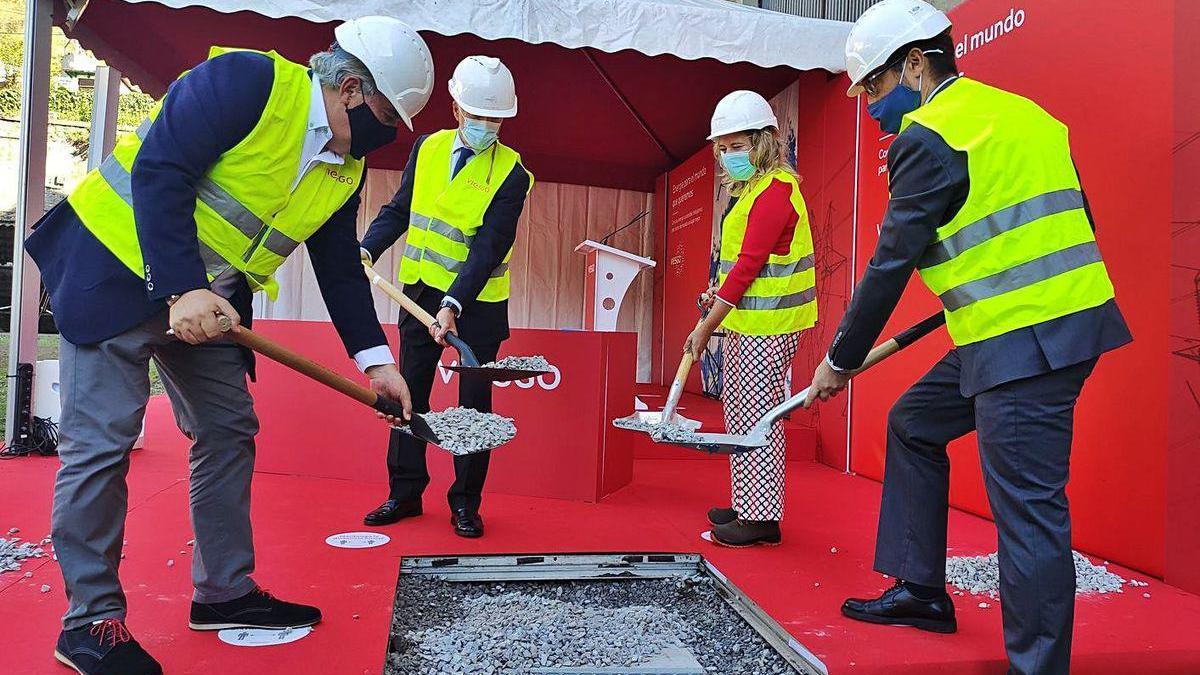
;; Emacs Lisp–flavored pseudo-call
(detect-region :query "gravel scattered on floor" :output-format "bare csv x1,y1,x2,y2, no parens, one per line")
946,551,1128,597
387,576,798,675
419,407,517,455
1,537,45,573
480,355,553,373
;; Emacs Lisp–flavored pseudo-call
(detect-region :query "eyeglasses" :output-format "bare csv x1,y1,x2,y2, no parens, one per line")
862,57,905,98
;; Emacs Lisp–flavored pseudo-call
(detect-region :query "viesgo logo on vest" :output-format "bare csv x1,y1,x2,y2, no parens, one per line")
326,168,355,185
436,360,562,391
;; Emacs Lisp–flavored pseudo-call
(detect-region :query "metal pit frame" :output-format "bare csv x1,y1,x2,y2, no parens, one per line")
394,552,828,675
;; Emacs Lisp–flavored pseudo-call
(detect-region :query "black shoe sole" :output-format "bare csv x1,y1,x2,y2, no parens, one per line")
453,527,483,539
841,605,957,634
187,617,321,631
709,533,781,548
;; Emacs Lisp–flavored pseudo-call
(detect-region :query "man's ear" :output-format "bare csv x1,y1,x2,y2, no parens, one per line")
338,76,362,106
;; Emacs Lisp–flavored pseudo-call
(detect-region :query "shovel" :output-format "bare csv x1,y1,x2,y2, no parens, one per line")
653,311,948,454
362,261,550,382
613,350,702,433
170,316,444,448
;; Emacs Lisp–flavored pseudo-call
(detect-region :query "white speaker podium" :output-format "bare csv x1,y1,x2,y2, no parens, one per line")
575,240,655,331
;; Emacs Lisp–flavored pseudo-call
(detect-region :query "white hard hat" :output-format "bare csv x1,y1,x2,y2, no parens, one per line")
335,16,434,130
708,90,778,140
844,0,951,97
448,56,517,119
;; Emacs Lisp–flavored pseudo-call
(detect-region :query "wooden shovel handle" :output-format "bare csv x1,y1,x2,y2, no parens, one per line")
222,322,407,419
362,260,438,328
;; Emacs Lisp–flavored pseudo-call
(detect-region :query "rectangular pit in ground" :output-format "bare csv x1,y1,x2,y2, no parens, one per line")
386,553,827,675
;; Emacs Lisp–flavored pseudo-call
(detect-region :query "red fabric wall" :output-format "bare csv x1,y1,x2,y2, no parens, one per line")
1167,0,1200,594
658,151,717,392
849,0,1173,577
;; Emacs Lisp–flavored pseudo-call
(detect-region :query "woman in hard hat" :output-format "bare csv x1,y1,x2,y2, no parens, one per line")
684,90,817,548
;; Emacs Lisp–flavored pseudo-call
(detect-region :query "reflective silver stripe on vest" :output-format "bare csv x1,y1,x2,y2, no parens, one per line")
737,286,816,311
718,254,815,279
262,229,301,259
198,243,232,279
920,189,1086,269
98,155,133,204
418,247,508,279
410,214,472,246
136,118,267,242
939,240,1103,312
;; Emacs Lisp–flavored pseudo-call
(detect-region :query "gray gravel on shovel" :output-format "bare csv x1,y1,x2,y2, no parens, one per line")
612,418,705,444
388,576,797,675
481,355,553,372
1,537,45,573
420,407,517,455
946,551,1127,596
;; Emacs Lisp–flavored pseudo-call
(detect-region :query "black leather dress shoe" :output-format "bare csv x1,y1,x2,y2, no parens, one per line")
363,498,422,526
841,580,957,633
707,506,739,526
450,508,484,538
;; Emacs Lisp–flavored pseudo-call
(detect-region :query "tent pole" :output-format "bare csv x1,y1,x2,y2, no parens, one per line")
6,0,53,443
581,48,677,165
88,65,122,170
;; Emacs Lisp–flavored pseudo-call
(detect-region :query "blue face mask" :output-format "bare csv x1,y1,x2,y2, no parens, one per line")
867,61,929,135
720,150,756,181
460,118,500,151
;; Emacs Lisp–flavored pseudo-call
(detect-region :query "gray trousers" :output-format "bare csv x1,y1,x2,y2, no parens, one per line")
875,349,1097,675
52,311,259,630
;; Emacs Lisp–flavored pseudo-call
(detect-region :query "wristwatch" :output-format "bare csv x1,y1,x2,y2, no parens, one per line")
439,299,461,317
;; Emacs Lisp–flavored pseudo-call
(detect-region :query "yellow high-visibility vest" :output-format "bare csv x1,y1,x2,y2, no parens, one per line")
903,78,1115,345
68,46,363,300
716,169,817,336
398,129,533,301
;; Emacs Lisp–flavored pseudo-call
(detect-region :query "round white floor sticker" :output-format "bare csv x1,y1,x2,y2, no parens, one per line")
325,531,390,549
700,530,714,542
218,626,313,647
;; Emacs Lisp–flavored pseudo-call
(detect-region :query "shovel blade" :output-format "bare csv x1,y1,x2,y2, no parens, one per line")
447,365,551,382
653,431,769,455
612,411,702,432
393,413,443,447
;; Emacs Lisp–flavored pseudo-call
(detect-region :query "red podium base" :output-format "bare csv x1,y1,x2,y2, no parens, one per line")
248,321,636,503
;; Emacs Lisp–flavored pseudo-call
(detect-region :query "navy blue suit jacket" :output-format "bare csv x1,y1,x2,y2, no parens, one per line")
26,51,387,358
360,134,530,344
828,79,1131,396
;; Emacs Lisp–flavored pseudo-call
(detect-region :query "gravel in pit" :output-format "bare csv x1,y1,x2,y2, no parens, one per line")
612,418,706,444
946,551,1134,597
1,537,46,573
388,576,798,675
415,407,517,455
480,355,553,373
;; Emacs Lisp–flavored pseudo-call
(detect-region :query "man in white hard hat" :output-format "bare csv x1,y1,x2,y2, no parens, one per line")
24,17,433,674
360,55,532,539
802,1,1130,673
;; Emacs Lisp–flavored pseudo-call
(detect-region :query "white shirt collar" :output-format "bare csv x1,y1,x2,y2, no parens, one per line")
293,74,343,190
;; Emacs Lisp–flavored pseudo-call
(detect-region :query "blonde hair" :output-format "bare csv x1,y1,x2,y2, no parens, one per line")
713,126,800,196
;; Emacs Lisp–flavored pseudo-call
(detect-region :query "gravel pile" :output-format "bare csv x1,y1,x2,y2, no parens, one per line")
388,576,797,675
481,355,553,373
420,407,517,455
1,537,45,573
946,551,1128,596
612,418,705,444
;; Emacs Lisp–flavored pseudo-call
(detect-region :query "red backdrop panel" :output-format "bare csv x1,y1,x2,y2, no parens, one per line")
849,0,1172,576
1166,0,1200,594
661,150,716,391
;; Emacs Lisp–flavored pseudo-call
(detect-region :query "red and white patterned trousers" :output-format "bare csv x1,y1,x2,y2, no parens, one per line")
721,331,800,521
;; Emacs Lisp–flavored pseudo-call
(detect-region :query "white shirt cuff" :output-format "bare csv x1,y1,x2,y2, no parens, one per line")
715,295,736,308
825,354,850,373
441,295,463,316
354,345,395,373
359,247,373,263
